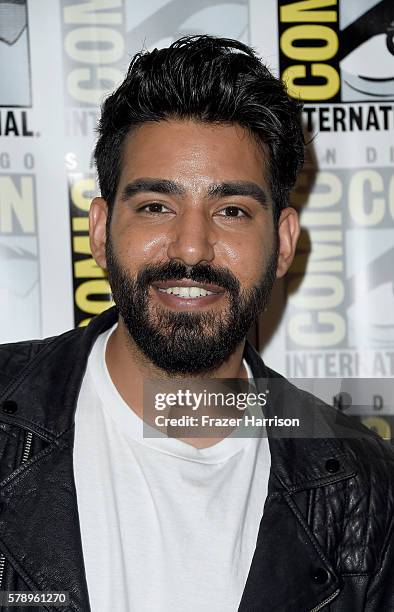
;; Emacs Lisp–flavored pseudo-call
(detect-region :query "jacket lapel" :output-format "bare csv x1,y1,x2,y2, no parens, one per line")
238,485,342,611
240,342,357,611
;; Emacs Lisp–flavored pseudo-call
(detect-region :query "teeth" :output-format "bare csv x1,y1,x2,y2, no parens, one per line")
189,287,203,298
157,286,214,298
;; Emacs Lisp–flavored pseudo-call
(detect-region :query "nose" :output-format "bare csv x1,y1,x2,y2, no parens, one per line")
166,208,216,266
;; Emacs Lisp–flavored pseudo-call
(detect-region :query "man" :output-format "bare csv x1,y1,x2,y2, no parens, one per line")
0,35,393,612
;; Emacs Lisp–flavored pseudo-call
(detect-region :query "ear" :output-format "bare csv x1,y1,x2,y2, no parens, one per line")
89,197,109,270
276,207,300,278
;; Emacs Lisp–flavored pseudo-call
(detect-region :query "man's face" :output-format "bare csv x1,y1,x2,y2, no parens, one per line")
91,119,295,375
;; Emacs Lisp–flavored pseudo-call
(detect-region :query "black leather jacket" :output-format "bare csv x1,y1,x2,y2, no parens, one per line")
0,306,393,612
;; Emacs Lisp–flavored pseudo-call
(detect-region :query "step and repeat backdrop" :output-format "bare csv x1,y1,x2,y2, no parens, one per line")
0,0,393,436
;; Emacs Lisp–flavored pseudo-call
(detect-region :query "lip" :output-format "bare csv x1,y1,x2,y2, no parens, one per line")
151,279,225,294
150,284,225,310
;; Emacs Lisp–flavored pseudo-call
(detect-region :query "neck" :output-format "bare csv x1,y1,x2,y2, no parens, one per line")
105,317,249,448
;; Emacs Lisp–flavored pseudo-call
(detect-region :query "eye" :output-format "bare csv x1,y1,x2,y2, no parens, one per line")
138,202,172,214
216,206,248,218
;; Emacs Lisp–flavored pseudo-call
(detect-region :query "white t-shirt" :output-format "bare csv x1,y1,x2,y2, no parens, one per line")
73,324,271,612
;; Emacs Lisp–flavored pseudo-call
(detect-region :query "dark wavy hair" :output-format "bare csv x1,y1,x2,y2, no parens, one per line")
94,35,304,223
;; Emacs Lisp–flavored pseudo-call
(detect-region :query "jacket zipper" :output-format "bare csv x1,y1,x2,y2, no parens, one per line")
309,588,340,611
0,429,34,589
21,431,33,464
0,554,5,589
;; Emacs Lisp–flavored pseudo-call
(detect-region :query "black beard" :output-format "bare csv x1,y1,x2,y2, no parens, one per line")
106,239,278,376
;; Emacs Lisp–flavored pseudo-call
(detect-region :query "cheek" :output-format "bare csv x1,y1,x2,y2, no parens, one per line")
114,224,169,267
218,235,269,285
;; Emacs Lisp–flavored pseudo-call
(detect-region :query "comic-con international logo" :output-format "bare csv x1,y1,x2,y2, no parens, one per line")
278,0,394,102
0,0,31,107
61,0,248,109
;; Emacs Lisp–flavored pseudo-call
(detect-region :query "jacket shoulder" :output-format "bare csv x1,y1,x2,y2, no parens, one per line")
0,328,84,391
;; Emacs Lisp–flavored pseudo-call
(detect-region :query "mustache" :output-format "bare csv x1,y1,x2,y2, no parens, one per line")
135,261,240,294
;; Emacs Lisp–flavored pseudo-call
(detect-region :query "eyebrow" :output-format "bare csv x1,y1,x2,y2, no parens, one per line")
207,182,268,208
119,178,268,209
120,179,186,201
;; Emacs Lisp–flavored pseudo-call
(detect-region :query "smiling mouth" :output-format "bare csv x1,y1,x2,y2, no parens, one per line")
157,286,217,298
151,280,225,304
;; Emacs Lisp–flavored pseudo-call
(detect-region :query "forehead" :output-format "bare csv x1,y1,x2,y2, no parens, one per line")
117,119,270,196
